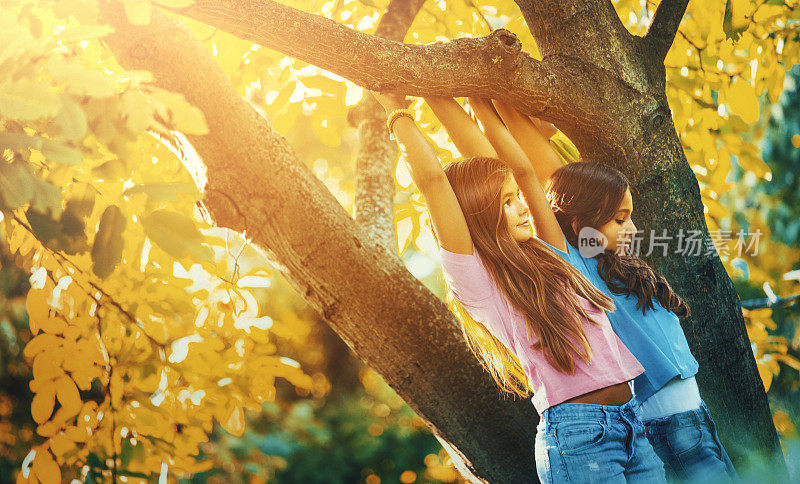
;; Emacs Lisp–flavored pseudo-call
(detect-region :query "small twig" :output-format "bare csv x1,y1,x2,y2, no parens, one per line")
741,294,800,310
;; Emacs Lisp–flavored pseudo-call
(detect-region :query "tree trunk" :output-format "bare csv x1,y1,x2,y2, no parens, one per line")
100,0,788,480
101,4,541,482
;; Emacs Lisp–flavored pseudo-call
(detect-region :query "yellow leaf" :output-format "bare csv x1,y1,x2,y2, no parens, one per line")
152,0,195,7
729,0,750,30
219,403,244,436
36,421,58,438
774,353,800,372
32,449,61,484
149,89,209,135
49,432,74,458
736,152,771,178
110,371,124,408
32,352,64,382
726,78,760,123
46,61,116,98
56,377,82,418
396,216,413,255
31,385,56,423
767,68,785,104
301,75,346,95
124,0,153,25
311,117,340,147
27,286,52,335
121,90,154,132
57,24,115,43
23,333,62,360
757,362,772,392
39,317,68,335
64,425,90,443
773,411,796,437
141,209,214,263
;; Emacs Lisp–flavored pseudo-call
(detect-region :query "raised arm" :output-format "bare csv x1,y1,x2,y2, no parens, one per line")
370,91,474,255
467,98,567,252
424,96,497,159
491,102,563,186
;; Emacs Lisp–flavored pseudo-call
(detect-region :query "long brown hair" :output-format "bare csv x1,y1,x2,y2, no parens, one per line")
545,161,690,318
433,157,615,398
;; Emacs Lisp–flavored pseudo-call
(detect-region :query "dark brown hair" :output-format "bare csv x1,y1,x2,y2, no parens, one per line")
432,157,616,397
545,161,690,318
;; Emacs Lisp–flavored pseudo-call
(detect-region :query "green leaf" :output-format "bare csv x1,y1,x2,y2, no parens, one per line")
54,95,88,141
30,176,64,217
64,184,96,220
121,90,154,133
46,61,116,98
723,0,749,41
0,80,60,120
58,209,90,255
26,208,61,246
41,140,84,165
92,205,126,278
0,160,35,209
123,182,199,202
0,132,45,151
141,209,214,263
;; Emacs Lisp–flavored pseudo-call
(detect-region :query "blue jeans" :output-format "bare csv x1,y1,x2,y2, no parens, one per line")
641,401,739,483
535,396,667,483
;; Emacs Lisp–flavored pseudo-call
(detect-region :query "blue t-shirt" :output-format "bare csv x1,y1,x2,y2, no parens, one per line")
536,234,699,403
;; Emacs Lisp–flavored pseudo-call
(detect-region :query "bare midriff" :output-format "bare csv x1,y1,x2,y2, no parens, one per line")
563,381,632,406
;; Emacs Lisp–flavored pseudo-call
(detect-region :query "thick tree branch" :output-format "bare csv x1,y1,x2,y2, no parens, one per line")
513,0,649,94
372,0,426,41
163,0,547,103
645,0,691,61
99,4,543,482
351,0,425,252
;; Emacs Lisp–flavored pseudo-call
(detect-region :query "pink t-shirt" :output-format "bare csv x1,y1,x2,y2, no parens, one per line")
439,243,644,414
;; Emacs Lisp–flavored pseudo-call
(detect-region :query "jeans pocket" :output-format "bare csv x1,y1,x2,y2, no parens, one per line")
667,422,703,456
555,421,607,455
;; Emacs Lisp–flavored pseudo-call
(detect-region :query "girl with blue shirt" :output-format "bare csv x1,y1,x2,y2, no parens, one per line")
493,106,739,483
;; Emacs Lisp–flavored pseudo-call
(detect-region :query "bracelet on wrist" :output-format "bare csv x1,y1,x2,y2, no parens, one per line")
386,108,414,139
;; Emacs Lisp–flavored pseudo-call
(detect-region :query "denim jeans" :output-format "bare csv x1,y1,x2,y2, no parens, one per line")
535,395,667,483
641,400,739,483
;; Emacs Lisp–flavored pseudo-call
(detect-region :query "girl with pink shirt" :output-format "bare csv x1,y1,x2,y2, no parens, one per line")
371,90,665,483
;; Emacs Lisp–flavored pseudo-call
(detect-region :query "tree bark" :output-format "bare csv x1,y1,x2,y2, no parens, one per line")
515,0,786,474
100,4,541,482
349,0,426,252
101,0,788,479
163,0,552,108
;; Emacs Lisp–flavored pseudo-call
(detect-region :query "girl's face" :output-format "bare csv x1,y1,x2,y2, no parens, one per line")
596,188,636,253
501,175,533,243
